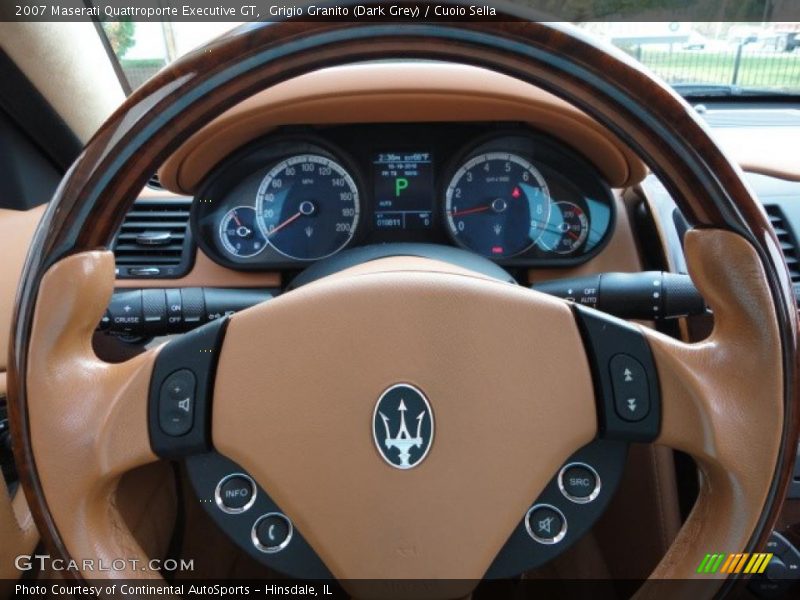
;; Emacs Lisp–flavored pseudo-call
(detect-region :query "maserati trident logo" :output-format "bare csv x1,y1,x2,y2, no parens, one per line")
373,384,434,469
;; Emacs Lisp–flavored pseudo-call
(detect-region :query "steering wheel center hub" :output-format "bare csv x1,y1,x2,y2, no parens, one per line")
209,258,598,579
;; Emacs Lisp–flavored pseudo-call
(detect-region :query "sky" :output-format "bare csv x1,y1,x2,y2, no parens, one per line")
124,22,242,61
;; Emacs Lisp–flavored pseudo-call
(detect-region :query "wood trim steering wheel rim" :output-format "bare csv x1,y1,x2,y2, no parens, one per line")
8,8,798,595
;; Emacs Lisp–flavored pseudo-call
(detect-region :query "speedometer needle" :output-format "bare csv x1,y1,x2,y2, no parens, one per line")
448,205,491,218
266,211,302,237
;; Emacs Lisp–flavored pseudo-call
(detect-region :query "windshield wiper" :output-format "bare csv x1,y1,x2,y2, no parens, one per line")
673,83,795,99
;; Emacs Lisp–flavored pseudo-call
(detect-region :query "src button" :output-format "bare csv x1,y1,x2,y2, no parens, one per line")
609,354,651,422
558,462,601,504
215,473,257,514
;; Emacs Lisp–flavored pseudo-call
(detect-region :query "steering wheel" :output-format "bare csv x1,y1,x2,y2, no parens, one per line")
8,8,798,598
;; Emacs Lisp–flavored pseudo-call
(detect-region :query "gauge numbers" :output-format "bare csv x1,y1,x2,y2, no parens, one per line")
218,206,267,258
539,201,590,255
255,154,360,261
445,152,551,258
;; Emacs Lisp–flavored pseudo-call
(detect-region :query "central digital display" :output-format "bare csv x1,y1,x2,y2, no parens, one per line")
373,151,433,230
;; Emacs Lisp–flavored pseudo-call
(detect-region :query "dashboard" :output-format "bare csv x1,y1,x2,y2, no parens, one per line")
192,123,616,271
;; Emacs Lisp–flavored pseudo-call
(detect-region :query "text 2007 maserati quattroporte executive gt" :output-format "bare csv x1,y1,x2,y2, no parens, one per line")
1,3,800,599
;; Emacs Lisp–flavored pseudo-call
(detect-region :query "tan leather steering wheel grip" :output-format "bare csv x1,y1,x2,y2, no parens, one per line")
8,9,798,597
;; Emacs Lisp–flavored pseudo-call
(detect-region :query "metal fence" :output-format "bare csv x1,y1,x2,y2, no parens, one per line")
119,45,798,94
620,44,800,91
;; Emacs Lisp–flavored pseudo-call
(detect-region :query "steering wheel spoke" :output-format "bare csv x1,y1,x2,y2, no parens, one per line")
24,251,160,577
636,229,784,582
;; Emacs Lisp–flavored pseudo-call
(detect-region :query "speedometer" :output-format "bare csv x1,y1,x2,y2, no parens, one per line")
255,154,360,261
445,152,551,258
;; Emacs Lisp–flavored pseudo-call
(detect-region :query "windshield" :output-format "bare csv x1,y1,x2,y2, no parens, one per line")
103,21,800,96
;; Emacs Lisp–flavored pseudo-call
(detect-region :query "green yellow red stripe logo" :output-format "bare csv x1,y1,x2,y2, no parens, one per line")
696,553,773,574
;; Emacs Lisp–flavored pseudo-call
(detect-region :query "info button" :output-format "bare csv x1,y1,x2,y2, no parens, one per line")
214,473,257,514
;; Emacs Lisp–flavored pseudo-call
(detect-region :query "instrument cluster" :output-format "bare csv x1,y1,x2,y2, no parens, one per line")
192,123,616,269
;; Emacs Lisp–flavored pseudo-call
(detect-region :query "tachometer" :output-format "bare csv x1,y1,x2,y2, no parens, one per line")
255,154,360,261
445,152,550,258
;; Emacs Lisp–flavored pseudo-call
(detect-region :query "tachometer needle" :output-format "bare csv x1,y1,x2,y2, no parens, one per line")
266,211,302,237
448,205,491,218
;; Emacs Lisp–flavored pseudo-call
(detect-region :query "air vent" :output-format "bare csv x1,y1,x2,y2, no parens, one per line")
764,204,800,286
112,196,194,279
146,173,165,191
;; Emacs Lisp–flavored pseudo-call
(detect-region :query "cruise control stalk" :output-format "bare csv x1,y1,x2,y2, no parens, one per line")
99,287,275,337
532,272,706,320
98,272,705,338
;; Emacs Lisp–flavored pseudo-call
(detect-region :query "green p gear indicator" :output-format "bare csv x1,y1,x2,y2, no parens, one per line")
395,177,409,197
373,151,434,231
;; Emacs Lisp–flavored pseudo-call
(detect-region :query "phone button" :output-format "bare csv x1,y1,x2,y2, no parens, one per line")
252,512,293,553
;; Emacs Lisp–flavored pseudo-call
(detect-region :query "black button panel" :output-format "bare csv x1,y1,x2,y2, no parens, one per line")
185,453,331,579
158,369,196,436
750,531,800,599
574,305,661,442
148,317,228,458
215,473,257,514
487,440,627,578
609,354,651,422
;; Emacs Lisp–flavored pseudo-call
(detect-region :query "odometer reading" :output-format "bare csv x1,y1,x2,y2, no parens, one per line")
255,154,360,261
445,152,551,258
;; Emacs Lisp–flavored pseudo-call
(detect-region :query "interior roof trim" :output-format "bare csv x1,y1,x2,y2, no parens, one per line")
0,22,125,144
157,61,648,194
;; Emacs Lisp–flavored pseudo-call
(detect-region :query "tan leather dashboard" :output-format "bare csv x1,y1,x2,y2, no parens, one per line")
2,63,797,319
713,126,800,183
157,61,649,194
